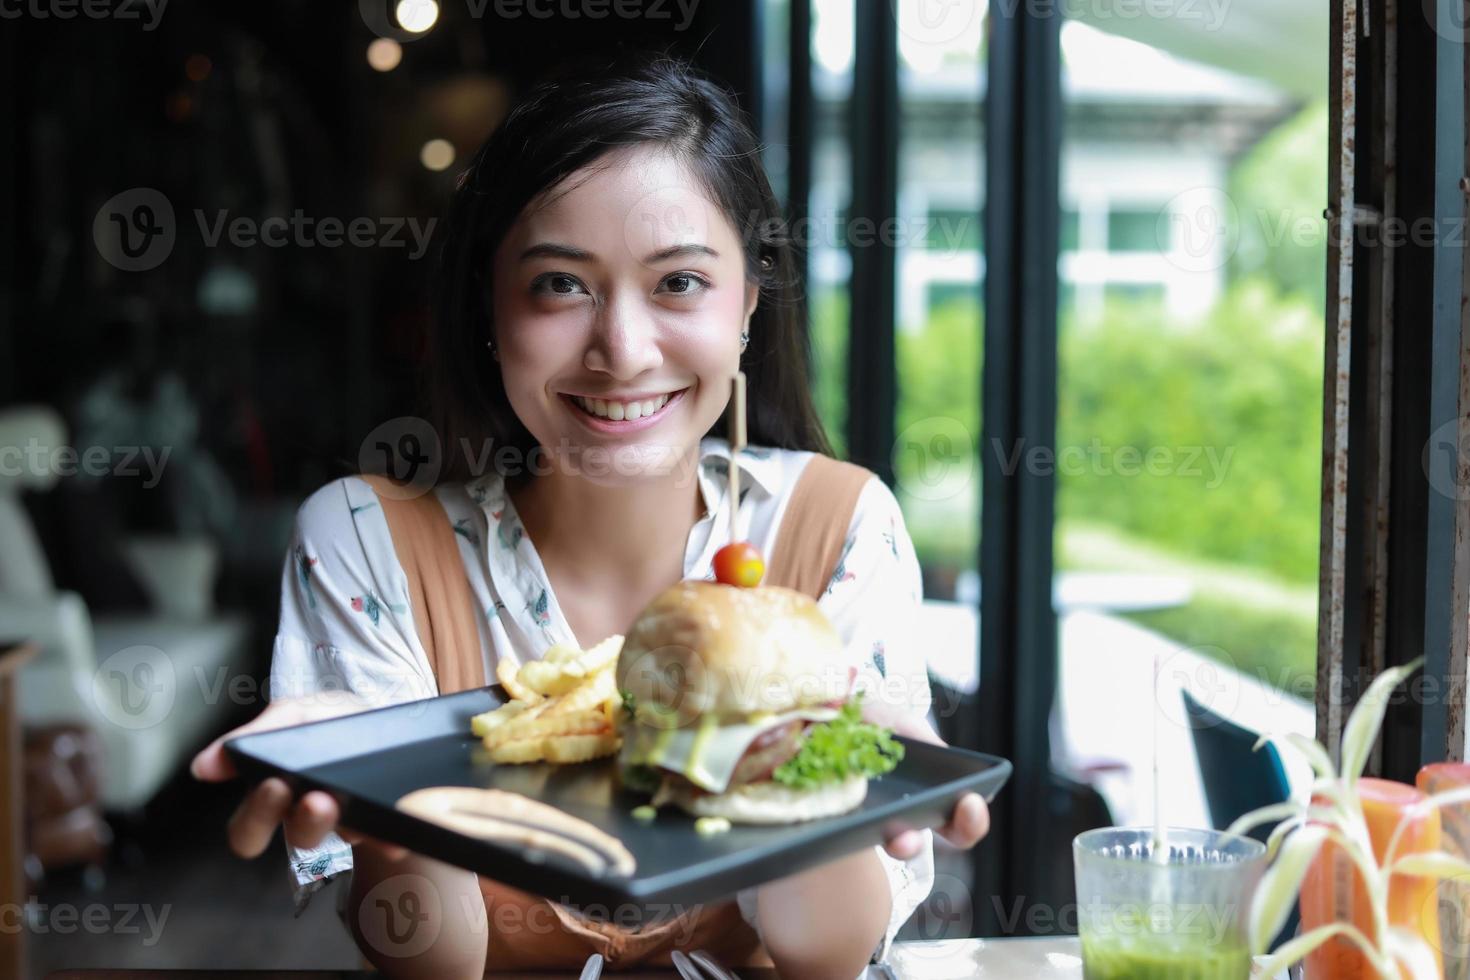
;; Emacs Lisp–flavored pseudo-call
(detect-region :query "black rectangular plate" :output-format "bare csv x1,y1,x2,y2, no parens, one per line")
225,686,1011,908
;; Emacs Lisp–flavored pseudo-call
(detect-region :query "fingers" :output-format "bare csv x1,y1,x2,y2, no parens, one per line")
189,739,235,783
283,791,341,850
207,697,389,860
227,778,293,858
229,784,402,861
937,793,990,850
191,701,310,783
192,697,377,785
884,829,924,860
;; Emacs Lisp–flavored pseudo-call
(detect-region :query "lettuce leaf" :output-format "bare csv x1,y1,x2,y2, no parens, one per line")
620,763,662,794
772,699,904,789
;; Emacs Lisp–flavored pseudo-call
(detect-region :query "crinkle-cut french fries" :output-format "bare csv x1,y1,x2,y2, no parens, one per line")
544,731,620,763
476,636,624,764
496,657,542,703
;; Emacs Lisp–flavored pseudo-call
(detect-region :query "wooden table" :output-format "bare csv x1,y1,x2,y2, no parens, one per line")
1,641,37,980
39,938,1292,978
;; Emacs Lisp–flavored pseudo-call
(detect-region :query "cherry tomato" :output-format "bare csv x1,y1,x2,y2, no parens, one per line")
714,541,765,587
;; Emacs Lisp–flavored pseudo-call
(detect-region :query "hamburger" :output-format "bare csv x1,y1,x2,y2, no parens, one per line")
614,580,904,824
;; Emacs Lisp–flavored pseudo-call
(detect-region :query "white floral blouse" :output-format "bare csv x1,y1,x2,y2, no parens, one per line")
269,436,935,968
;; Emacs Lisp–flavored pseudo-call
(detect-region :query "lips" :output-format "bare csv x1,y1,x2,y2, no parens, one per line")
570,392,673,422
561,387,687,434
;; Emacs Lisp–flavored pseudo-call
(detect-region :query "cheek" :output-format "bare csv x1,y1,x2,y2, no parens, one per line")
675,287,749,361
494,295,580,377
491,315,574,435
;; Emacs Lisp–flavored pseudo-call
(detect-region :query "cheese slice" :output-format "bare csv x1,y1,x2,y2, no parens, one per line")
619,706,840,794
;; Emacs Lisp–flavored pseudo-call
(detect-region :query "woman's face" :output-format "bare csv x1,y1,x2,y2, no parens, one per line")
490,145,758,485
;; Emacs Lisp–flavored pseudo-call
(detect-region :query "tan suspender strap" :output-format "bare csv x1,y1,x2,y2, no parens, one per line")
356,475,486,695
764,455,875,600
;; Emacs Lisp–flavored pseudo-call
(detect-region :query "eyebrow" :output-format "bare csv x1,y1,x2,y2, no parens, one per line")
518,242,719,264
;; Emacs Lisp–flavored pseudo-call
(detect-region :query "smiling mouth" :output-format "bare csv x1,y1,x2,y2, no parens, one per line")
565,389,685,423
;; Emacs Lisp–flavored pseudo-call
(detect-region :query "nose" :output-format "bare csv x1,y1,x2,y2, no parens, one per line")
583,289,663,380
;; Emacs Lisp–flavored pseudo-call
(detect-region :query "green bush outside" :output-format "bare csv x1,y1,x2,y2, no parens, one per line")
818,278,1323,580
804,103,1327,694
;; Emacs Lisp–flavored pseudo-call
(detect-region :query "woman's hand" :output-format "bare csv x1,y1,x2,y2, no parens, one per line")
860,701,991,860
190,696,408,861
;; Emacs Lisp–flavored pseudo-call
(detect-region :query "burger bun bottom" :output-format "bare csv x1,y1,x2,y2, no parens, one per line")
663,774,868,825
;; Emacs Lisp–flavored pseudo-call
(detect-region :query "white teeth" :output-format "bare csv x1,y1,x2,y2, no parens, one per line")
573,392,674,421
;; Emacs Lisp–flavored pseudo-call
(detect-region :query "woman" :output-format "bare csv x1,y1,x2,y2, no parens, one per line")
192,54,989,978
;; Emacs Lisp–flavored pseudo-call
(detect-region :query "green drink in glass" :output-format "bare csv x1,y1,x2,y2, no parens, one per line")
1074,827,1265,980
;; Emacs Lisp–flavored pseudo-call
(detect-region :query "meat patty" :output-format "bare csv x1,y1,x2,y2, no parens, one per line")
650,719,812,801
728,719,807,787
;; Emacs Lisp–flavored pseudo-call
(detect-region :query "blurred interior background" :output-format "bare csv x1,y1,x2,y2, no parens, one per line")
0,0,1335,973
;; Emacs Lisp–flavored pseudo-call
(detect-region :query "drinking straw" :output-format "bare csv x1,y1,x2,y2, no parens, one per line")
728,372,746,546
1152,651,1169,865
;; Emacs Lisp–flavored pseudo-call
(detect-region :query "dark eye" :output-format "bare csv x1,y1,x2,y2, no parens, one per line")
658,273,709,296
532,273,587,296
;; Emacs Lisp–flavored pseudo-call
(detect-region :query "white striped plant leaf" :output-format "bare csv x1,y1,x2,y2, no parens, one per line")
1341,657,1424,787
1254,730,1337,783
1254,922,1393,979
1385,927,1443,980
1383,783,1470,867
1228,801,1309,841
1250,824,1328,954
1387,849,1470,881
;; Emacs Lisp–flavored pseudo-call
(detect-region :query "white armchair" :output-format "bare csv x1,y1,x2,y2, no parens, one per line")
1,405,248,812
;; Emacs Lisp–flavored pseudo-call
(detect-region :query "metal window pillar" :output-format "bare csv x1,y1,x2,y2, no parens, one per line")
1322,0,1470,772
846,0,899,484
787,0,813,356
976,0,1063,931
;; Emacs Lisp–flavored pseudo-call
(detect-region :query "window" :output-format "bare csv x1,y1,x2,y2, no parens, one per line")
806,0,856,457
1106,207,1162,252
1055,18,1325,834
895,2,985,611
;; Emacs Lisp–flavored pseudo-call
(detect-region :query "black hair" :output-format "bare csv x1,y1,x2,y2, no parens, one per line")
423,50,832,484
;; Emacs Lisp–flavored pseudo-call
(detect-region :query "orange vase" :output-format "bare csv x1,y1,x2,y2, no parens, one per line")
1419,763,1470,980
1299,777,1442,979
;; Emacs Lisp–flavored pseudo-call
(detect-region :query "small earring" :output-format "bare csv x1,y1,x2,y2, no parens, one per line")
485,339,499,360
739,329,750,352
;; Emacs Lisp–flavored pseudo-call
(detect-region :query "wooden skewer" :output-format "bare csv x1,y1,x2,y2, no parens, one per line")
728,371,747,545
